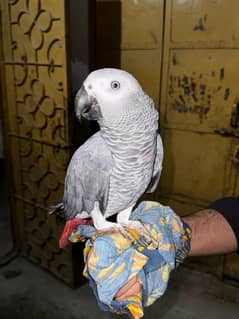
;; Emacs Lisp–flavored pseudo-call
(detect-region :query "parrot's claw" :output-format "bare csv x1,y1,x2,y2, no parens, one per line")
92,223,135,242
120,220,158,248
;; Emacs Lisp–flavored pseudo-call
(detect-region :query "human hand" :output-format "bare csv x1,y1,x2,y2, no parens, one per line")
115,275,142,301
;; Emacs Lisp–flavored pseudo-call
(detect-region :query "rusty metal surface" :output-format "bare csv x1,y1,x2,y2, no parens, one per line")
159,0,239,278
171,0,239,46
0,0,75,285
166,50,239,130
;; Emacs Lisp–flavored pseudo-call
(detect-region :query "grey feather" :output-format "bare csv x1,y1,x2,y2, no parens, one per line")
51,68,164,225
145,134,164,193
48,200,64,215
99,92,161,218
63,132,113,220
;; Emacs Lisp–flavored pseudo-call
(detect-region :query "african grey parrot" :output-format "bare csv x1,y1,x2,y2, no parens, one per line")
50,68,163,242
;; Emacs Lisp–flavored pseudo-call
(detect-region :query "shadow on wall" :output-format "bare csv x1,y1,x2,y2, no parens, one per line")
69,0,122,150
95,0,121,69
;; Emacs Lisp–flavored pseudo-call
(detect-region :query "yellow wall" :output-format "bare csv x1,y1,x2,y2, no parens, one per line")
95,0,239,280
95,0,164,105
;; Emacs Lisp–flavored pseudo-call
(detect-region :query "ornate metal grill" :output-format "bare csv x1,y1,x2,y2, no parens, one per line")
0,0,76,285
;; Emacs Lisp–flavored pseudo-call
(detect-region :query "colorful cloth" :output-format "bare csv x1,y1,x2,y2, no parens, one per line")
68,201,191,318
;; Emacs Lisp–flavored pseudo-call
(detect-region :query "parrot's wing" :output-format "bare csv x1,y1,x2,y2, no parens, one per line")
63,132,114,220
146,134,163,193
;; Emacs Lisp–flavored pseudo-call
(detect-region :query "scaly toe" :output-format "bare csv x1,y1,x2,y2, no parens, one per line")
120,220,158,248
116,225,136,242
92,224,134,242
91,227,118,239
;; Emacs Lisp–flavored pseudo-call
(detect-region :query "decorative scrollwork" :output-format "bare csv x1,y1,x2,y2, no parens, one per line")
22,202,73,284
22,78,56,126
16,0,54,50
5,0,74,285
10,0,64,65
15,66,67,144
14,63,28,86
21,143,66,203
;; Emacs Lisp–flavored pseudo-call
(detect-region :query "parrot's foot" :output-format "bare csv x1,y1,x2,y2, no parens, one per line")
59,217,93,248
92,221,135,242
91,202,135,241
120,220,158,248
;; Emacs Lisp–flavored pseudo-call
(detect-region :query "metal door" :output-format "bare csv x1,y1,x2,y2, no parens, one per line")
0,0,75,285
159,0,239,278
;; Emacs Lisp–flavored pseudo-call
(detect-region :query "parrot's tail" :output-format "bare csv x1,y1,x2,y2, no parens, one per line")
48,200,64,215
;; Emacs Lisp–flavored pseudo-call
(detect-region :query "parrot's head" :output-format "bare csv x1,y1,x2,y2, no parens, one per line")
75,68,151,122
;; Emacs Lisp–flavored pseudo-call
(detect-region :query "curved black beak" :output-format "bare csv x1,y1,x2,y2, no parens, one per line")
75,85,101,121
75,85,92,119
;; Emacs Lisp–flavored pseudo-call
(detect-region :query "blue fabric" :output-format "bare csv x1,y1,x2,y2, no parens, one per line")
69,201,191,318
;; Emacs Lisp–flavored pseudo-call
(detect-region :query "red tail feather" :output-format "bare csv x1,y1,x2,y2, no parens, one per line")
59,218,93,248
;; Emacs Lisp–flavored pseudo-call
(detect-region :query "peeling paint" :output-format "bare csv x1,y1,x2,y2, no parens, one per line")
171,101,210,119
224,88,230,100
184,86,190,96
192,93,198,102
220,68,224,80
193,16,206,31
168,66,229,121
179,95,185,104
191,81,196,92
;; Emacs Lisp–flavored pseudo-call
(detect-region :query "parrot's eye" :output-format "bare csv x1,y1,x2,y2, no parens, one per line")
111,81,120,90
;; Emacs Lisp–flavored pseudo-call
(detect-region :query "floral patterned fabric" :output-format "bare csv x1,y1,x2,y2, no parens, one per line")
68,201,191,318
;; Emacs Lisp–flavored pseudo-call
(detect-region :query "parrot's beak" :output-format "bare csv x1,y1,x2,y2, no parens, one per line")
75,85,101,121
